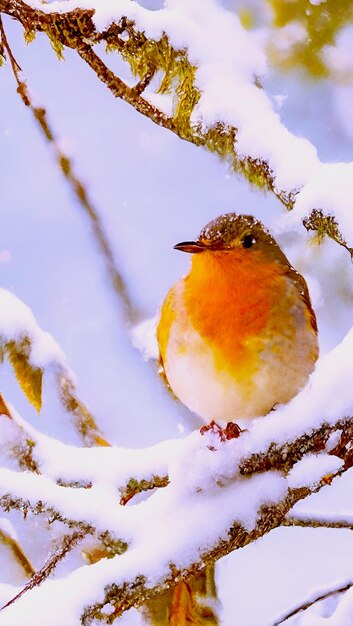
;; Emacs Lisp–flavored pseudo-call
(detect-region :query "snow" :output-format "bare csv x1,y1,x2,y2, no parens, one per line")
0,402,180,489
0,378,348,626
27,0,322,189
144,91,174,117
0,518,18,541
323,27,353,78
287,163,353,248
1,1,353,625
0,583,20,607
0,288,68,369
0,470,289,626
131,315,159,361
3,317,353,495
287,455,343,490
273,577,353,625
25,0,353,249
284,586,353,625
2,367,350,626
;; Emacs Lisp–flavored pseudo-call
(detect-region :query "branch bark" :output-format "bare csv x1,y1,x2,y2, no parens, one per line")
283,516,353,531
80,480,348,623
1,0,352,256
1,530,87,611
0,0,299,210
0,414,350,624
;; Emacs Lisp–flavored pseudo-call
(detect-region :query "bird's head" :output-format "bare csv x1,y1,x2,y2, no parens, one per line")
174,213,289,269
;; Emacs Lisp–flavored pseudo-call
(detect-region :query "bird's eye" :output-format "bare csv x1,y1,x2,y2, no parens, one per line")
242,234,255,248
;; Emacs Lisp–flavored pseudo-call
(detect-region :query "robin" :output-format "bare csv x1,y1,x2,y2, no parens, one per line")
157,213,318,424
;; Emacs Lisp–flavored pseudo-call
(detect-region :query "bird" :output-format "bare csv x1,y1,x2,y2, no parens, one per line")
157,213,319,425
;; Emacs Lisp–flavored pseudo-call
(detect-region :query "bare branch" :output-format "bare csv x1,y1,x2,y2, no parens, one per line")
0,16,139,323
76,44,178,135
1,530,87,611
272,580,353,626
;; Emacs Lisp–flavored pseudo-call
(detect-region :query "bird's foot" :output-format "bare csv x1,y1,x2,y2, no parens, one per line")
200,420,243,443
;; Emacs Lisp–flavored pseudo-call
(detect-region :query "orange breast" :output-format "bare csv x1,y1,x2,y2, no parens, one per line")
183,250,286,376
158,287,176,365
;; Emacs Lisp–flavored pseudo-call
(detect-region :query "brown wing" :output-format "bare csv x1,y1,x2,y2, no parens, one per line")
286,265,318,333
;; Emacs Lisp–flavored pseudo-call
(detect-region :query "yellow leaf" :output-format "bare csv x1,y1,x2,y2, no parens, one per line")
5,337,43,412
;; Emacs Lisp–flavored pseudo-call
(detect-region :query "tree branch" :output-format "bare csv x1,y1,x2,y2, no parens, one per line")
0,492,94,533
79,479,350,623
0,414,350,623
0,288,109,447
283,516,353,531
0,15,139,323
1,530,87,611
76,43,178,135
0,1,302,208
1,0,353,256
271,580,353,626
118,415,353,503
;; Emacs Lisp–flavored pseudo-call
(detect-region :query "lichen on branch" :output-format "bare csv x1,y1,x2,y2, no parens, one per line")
1,0,352,255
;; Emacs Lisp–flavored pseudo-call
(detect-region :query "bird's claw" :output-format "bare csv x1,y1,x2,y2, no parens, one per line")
200,420,243,442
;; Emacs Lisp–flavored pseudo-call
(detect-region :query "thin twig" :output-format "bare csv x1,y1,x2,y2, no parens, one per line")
0,16,138,323
76,43,178,135
272,581,353,625
132,67,155,95
0,529,88,611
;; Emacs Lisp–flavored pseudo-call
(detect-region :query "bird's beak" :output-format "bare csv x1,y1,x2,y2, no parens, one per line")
173,241,206,254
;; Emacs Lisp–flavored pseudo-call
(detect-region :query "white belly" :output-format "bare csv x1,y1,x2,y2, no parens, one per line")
163,321,264,422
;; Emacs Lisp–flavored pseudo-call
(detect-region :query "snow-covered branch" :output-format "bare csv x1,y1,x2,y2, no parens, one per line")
1,530,88,611
1,0,353,256
0,452,347,625
0,288,107,446
0,370,352,623
1,5,353,620
0,279,352,622
0,282,351,626
283,514,353,531
0,392,351,623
